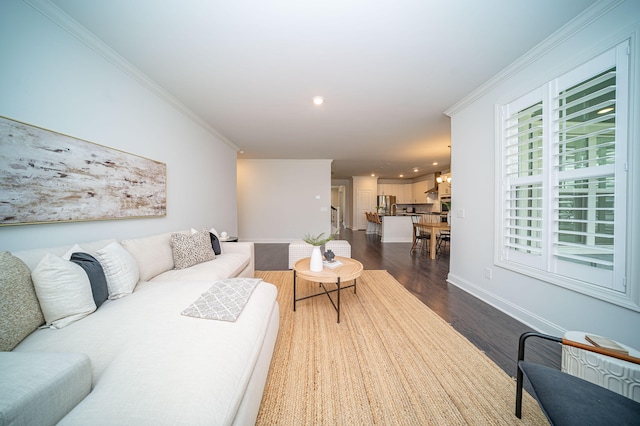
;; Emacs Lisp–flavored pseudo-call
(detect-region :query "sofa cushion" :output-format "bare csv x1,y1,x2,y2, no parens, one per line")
152,252,250,282
95,242,139,299
70,252,109,308
0,352,91,426
121,232,175,282
31,253,97,329
170,230,215,269
0,251,45,351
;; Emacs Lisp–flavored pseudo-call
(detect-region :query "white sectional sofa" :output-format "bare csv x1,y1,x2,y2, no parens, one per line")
0,229,279,426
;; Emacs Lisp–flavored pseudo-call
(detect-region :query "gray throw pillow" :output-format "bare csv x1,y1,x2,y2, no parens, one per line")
70,252,109,308
0,251,45,351
210,233,222,255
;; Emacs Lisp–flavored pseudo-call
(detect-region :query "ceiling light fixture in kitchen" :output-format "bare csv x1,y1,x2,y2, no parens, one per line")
413,168,419,173
312,96,325,105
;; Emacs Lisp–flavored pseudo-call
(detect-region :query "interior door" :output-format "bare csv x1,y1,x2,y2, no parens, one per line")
356,189,373,230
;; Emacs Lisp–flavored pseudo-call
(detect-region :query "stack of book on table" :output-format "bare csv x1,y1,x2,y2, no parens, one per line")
323,259,343,269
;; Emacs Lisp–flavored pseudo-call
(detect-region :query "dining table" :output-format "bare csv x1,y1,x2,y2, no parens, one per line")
413,222,451,259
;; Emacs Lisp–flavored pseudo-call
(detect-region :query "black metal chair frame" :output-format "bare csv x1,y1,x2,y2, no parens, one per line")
515,332,562,418
436,229,450,255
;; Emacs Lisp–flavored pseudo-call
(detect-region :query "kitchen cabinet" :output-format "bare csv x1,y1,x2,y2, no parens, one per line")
380,215,413,243
411,181,428,203
378,183,413,203
438,181,451,197
401,185,412,203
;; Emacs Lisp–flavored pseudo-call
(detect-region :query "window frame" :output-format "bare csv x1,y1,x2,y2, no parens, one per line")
495,39,635,311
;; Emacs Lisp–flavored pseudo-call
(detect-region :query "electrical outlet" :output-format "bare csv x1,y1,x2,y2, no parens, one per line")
484,267,492,279
456,208,465,218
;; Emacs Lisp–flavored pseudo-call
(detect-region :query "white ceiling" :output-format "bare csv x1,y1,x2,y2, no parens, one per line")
50,0,597,179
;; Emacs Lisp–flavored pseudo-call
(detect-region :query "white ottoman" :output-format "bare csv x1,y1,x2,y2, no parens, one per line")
288,240,351,269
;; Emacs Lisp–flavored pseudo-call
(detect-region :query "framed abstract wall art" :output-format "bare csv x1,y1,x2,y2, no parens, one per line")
0,116,166,226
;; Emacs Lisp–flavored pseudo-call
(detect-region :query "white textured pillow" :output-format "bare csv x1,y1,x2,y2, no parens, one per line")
95,242,140,299
31,253,97,329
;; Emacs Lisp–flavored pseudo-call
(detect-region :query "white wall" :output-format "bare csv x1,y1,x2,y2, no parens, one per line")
446,0,640,347
0,1,239,252
237,159,332,242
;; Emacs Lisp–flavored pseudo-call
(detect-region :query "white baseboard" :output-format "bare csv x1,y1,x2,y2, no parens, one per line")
446,272,565,337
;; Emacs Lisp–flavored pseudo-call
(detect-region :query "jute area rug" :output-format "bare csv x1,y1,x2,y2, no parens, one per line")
254,270,547,425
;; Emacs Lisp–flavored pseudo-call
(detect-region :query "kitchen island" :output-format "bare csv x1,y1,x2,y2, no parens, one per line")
380,214,415,243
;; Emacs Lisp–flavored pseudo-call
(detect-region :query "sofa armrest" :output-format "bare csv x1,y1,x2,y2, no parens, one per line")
221,241,255,277
0,352,91,426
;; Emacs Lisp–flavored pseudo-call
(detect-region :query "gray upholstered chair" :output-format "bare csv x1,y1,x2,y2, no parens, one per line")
516,331,640,425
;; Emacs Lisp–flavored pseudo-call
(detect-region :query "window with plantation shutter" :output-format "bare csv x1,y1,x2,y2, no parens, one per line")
498,40,630,304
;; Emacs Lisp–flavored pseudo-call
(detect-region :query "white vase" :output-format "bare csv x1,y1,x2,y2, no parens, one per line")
310,246,323,272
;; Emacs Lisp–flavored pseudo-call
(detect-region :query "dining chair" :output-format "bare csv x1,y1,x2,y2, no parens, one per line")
436,230,450,255
410,215,430,255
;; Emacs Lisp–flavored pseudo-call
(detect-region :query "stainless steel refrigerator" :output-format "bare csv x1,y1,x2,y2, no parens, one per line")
376,195,397,215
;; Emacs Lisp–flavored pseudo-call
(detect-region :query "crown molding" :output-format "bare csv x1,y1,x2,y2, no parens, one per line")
444,0,624,117
22,0,239,151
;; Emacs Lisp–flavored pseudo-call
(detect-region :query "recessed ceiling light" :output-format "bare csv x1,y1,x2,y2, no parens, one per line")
399,174,404,178
312,96,324,106
432,162,438,165
371,173,375,177
413,168,419,173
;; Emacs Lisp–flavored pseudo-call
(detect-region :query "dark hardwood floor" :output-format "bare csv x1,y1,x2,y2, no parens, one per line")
254,228,561,381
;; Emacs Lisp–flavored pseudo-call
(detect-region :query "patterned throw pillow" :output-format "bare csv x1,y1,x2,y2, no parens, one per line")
171,230,215,269
0,251,45,350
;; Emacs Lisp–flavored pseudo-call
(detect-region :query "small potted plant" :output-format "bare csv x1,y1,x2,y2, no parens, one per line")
303,233,334,271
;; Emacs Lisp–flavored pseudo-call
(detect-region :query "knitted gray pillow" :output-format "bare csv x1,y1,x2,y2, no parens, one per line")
0,251,45,351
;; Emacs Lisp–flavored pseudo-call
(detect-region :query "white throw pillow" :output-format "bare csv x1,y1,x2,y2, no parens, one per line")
95,242,140,299
62,243,87,260
31,253,97,329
